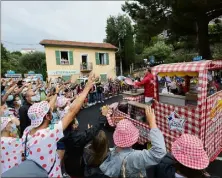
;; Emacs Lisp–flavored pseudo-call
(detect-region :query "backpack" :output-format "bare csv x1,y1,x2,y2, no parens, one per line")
2,132,56,177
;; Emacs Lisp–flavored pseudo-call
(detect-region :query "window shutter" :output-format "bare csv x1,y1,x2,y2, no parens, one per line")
106,53,109,65
69,51,74,65
62,75,71,82
100,74,107,82
95,52,99,65
55,51,60,65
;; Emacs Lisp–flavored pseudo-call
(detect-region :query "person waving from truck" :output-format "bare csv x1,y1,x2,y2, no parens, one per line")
134,66,154,104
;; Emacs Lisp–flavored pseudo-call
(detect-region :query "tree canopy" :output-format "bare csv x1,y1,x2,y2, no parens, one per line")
122,0,222,60
104,14,135,74
1,44,47,79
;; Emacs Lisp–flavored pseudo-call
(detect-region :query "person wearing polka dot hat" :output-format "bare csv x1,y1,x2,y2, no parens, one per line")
1,117,23,174
2,74,97,178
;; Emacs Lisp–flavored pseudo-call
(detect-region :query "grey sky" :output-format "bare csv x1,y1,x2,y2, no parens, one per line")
2,1,125,51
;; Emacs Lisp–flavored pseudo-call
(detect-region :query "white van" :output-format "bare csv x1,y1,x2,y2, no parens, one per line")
76,77,88,85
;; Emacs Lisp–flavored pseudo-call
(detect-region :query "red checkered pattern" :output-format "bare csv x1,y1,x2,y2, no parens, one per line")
28,101,50,128
113,119,139,147
172,134,209,170
123,95,144,103
152,60,218,73
203,91,222,161
150,60,222,161
107,60,222,161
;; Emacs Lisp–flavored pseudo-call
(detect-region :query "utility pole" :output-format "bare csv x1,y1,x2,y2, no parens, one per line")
119,40,123,76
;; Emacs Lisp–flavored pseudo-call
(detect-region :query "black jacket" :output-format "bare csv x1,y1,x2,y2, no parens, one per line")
155,153,177,178
19,101,32,138
154,153,218,178
63,116,106,177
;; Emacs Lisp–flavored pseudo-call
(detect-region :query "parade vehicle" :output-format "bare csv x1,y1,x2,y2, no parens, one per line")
108,60,222,161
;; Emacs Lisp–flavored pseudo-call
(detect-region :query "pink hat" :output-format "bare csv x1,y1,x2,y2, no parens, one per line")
1,117,12,131
172,134,209,170
28,101,50,128
113,119,139,147
56,97,68,108
124,78,134,85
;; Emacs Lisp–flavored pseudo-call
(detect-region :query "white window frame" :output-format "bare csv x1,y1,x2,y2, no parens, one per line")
81,54,88,63
98,52,107,65
60,51,70,65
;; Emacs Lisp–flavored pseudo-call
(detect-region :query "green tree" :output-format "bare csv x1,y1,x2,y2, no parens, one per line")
1,43,10,75
19,52,47,79
123,0,222,60
104,14,135,74
143,41,173,62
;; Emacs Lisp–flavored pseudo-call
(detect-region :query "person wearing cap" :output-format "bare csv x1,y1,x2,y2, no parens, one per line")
155,134,212,178
1,117,23,174
100,106,166,178
56,96,70,120
134,66,154,104
17,74,96,178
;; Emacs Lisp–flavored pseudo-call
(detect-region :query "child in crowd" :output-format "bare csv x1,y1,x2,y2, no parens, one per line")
96,82,104,103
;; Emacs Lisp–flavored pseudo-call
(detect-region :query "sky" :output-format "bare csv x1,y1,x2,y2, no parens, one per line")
1,1,125,51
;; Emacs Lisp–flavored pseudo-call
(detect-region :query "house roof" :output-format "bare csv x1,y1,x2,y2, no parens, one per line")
152,60,222,73
40,39,117,50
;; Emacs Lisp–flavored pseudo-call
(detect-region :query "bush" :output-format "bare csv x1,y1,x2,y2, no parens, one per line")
143,41,173,62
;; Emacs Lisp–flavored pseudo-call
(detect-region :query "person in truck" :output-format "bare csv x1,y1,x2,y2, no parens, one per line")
134,66,154,104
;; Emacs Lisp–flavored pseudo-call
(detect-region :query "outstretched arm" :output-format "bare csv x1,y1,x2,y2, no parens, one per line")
62,73,96,131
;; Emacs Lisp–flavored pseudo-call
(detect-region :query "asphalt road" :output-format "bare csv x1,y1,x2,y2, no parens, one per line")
77,95,222,178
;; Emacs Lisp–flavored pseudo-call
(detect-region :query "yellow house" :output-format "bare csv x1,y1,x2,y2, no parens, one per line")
40,39,117,82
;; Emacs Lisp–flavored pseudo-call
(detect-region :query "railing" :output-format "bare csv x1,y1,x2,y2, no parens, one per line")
60,60,70,65
80,62,93,71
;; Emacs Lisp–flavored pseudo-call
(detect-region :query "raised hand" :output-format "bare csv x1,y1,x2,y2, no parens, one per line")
101,105,109,116
6,84,17,94
145,106,157,128
85,73,97,89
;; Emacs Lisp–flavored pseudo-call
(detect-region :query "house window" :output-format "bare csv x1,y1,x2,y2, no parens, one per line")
99,53,106,65
81,54,88,63
60,51,69,65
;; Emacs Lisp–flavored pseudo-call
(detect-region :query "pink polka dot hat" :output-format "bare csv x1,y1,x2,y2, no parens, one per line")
1,117,12,131
28,101,50,128
56,96,68,108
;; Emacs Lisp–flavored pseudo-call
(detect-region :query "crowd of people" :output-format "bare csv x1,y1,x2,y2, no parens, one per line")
0,73,218,178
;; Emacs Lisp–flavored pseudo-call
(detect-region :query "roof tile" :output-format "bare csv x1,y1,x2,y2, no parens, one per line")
40,39,117,50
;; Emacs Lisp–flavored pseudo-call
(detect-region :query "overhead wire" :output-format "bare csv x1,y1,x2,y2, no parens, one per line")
1,40,40,46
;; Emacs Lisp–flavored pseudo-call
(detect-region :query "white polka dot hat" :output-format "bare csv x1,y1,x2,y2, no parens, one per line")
1,117,12,131
28,101,50,128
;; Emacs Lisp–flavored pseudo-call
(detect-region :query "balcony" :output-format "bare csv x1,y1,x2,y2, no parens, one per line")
80,62,93,72
60,59,70,65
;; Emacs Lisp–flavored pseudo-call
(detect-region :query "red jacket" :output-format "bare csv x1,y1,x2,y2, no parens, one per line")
135,73,154,97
